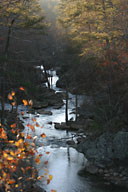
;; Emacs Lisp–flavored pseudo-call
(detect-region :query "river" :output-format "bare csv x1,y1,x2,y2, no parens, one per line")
19,70,127,192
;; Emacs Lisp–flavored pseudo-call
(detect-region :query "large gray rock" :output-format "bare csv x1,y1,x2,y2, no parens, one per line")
77,131,128,167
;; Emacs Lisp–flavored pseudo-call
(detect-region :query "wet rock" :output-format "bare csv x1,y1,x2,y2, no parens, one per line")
23,116,29,119
37,110,52,115
85,162,98,174
98,169,104,174
54,122,70,130
33,101,48,109
53,103,63,109
77,131,128,167
70,123,83,131
66,140,75,146
48,121,52,125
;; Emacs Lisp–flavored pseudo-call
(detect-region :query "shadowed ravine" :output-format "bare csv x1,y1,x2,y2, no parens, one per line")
19,71,127,192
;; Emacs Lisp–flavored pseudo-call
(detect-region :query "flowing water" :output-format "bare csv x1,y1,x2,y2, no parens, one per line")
18,71,127,192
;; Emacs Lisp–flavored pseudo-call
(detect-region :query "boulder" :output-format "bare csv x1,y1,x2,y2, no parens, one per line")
37,110,52,115
77,131,128,167
32,101,48,109
54,122,70,130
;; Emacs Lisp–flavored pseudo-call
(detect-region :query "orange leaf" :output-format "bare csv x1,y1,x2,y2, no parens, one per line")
41,133,46,138
11,129,16,134
36,122,40,127
11,91,15,96
35,156,40,164
8,94,13,100
21,167,25,174
11,123,16,129
26,166,31,171
46,152,50,155
30,125,35,132
21,112,24,115
12,102,16,106
19,86,25,91
51,190,56,192
21,132,24,137
44,161,48,165
49,175,53,180
0,128,7,139
32,117,36,122
26,135,32,139
47,179,50,184
8,179,15,184
22,100,28,106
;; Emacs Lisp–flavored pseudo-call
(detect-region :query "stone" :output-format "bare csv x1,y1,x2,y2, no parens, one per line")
66,140,75,146
86,164,98,174
54,122,70,130
99,169,104,174
37,110,52,115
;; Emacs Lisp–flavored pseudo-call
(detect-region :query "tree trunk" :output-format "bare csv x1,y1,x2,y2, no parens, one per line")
65,88,68,124
4,19,15,55
75,94,78,121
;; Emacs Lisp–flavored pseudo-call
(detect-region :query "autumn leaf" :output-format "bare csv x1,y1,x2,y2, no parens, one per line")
32,117,36,122
44,161,48,165
11,129,16,134
47,179,50,184
10,151,15,156
8,94,13,100
0,128,7,139
35,156,40,164
30,125,35,132
21,132,24,137
19,86,25,91
11,91,15,96
11,123,16,129
12,102,16,106
26,135,32,139
15,139,23,147
46,152,50,155
49,175,53,180
25,166,31,171
22,99,28,106
35,122,40,127
21,167,25,174
51,190,56,192
15,184,19,188
8,179,16,184
41,133,46,138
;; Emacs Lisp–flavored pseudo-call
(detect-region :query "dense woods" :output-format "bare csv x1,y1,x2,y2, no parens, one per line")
57,0,128,131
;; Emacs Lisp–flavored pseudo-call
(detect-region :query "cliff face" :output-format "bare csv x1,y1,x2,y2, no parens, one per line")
77,131,128,188
77,131,128,167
